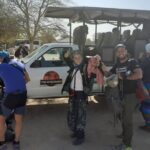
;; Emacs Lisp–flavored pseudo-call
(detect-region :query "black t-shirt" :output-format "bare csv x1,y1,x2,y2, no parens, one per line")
141,56,150,83
110,59,140,94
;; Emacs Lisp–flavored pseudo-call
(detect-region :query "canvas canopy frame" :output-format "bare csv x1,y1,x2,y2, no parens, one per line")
45,6,150,44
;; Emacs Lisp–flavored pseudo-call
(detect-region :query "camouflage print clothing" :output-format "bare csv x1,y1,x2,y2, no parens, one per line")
67,91,87,138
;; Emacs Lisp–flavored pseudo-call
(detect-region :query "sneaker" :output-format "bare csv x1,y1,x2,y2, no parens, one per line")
112,144,131,150
13,142,20,150
115,144,126,150
125,147,133,150
72,138,85,145
0,144,7,150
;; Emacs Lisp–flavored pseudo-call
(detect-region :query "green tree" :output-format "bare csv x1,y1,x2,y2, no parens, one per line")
0,0,21,44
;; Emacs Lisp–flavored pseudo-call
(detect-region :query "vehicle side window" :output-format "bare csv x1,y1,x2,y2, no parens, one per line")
31,47,72,68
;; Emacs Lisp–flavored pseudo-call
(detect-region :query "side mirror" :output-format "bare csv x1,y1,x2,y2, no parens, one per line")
30,60,41,68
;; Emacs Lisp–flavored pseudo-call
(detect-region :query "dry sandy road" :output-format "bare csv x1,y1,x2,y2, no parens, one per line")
6,98,150,150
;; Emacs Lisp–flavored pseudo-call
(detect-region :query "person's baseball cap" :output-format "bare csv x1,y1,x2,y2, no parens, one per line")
115,44,126,50
145,43,150,53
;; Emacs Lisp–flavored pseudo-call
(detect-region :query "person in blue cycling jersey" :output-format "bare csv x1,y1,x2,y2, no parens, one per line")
0,51,30,150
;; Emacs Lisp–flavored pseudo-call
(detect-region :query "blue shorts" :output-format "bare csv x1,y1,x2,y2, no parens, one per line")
0,104,26,118
0,92,27,118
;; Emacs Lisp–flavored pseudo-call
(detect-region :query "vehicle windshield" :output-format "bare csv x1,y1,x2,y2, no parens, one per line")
22,45,48,63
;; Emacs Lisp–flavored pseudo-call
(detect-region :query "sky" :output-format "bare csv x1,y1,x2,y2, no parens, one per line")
73,0,150,10
62,0,150,40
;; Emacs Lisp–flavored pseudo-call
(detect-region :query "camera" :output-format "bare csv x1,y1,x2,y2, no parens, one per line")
125,70,132,76
116,67,132,79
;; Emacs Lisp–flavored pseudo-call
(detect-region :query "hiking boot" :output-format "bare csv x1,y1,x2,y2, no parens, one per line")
13,141,20,150
0,144,7,150
72,138,85,145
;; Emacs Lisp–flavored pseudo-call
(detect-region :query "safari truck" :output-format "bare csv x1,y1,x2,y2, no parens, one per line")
23,6,150,99
45,6,150,65
22,43,102,98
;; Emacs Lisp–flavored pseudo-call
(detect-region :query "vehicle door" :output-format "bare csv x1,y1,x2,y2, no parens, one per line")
26,47,72,98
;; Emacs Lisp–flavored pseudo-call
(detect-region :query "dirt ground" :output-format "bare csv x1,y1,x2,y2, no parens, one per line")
7,97,150,150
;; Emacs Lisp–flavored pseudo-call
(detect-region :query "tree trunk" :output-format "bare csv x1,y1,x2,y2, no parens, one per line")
30,41,34,52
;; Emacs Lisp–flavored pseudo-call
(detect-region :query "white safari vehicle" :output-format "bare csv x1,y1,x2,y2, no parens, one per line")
22,43,102,99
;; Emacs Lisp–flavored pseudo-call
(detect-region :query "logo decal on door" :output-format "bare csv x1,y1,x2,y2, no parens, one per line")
40,71,62,86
